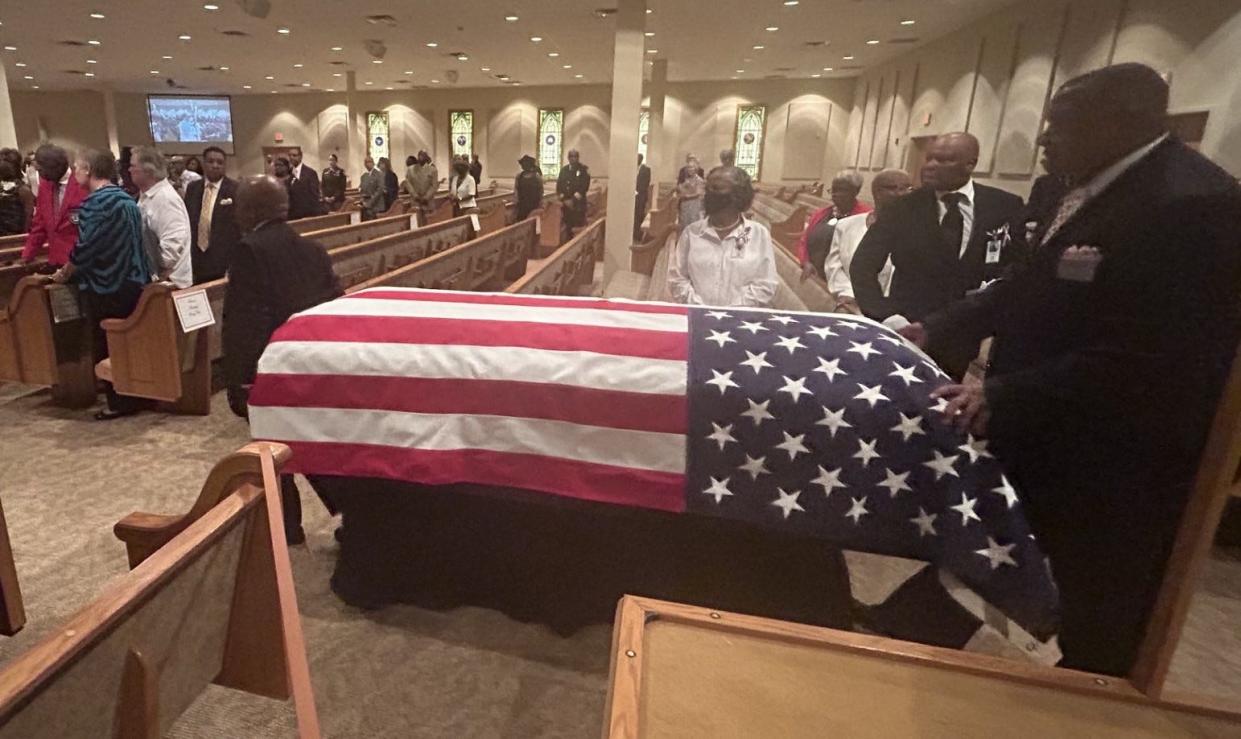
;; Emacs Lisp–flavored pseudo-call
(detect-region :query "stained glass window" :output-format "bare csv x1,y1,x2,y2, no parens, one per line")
366,112,390,162
733,104,767,179
538,108,564,179
450,110,474,159
638,109,650,161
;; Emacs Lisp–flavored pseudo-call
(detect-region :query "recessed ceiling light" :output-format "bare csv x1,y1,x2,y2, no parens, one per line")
326,88,334,92
177,34,190,41
149,70,159,75
646,8,652,13
3,46,15,51
385,86,393,90
426,42,438,47
330,46,343,51
365,81,373,85
333,72,343,77
866,39,880,45
752,45,764,50
547,52,558,57
842,55,854,60
784,0,799,5
765,26,779,31
647,49,658,54
562,64,572,69
162,55,172,60
293,63,303,68
203,3,220,10
900,19,916,26
574,74,583,79
14,62,25,67
30,85,38,89
220,65,229,71
264,75,274,79
301,82,310,87
23,75,33,80
736,69,744,73
730,76,738,80
403,70,413,75
243,84,252,89
480,67,491,72
822,66,833,71
644,32,654,37
811,73,821,78
457,54,468,61
529,36,542,42
372,59,382,64
277,28,290,34
84,72,94,77
504,15,518,22
89,12,105,19
88,39,101,45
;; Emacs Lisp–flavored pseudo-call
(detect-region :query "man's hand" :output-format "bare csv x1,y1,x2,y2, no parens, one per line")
898,322,928,349
50,268,70,284
931,383,990,435
799,263,817,282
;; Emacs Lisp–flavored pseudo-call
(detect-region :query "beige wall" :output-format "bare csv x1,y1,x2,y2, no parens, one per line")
9,77,855,188
842,0,1241,199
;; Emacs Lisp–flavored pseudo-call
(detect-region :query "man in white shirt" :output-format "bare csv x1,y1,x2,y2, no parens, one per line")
824,168,913,313
668,166,778,307
130,146,193,288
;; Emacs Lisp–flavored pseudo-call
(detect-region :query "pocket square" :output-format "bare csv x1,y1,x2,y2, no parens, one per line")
218,198,233,206
1056,245,1103,283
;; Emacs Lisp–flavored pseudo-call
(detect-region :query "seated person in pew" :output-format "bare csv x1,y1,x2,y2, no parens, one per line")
667,166,778,308
21,143,87,272
905,64,1241,676
223,174,343,545
50,150,153,421
130,146,193,289
0,148,34,236
514,154,544,222
824,169,913,314
797,170,872,282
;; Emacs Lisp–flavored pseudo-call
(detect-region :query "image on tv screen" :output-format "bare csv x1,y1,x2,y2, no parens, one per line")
147,96,234,144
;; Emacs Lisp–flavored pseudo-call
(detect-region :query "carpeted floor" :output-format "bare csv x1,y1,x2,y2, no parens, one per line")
0,381,1239,737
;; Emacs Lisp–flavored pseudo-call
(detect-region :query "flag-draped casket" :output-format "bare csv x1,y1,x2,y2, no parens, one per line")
249,288,1059,638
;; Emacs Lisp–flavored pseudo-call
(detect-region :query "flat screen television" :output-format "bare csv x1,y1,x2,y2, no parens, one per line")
146,95,235,149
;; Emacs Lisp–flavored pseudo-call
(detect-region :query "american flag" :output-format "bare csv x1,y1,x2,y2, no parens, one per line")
248,288,1058,638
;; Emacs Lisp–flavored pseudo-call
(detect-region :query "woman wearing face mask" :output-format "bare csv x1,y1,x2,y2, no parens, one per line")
450,155,478,216
666,166,777,307
677,158,707,228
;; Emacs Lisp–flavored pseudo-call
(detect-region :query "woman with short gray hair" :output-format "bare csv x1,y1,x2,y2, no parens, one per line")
796,168,873,280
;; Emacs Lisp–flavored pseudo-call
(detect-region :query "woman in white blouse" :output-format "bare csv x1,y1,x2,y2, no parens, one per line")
667,166,778,307
450,156,478,215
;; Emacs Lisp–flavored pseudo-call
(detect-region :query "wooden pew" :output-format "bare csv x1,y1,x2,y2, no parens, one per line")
506,218,605,297
304,212,416,251
750,193,809,247
605,340,1241,737
0,496,24,637
793,191,830,212
532,200,565,258
351,217,536,294
289,210,356,234
92,216,478,411
0,443,320,738
0,277,96,407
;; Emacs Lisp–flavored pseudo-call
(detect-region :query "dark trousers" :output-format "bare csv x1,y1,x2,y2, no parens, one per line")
83,282,146,413
279,473,338,539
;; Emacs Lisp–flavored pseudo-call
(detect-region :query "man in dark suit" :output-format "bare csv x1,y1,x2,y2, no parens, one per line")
851,132,1025,378
556,149,590,230
904,64,1241,676
223,174,343,544
185,146,241,283
633,153,651,241
286,146,324,220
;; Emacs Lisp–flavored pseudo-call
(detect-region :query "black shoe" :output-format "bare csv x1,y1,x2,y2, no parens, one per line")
286,526,306,546
94,408,140,421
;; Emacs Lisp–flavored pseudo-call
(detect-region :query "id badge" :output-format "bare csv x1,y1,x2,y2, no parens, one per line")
985,239,1002,264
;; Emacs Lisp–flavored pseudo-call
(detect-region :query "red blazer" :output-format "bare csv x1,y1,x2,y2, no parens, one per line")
23,177,88,265
795,200,873,265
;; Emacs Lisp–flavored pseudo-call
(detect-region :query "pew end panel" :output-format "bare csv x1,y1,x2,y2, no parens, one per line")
0,498,25,637
507,218,605,297
0,277,95,407
0,443,320,739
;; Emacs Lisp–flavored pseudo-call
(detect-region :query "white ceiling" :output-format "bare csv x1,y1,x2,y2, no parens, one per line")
0,0,1015,94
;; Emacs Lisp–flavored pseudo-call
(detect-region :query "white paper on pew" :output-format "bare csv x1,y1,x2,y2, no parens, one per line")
350,211,361,225
470,213,481,233
46,284,82,324
172,288,216,333
409,213,419,229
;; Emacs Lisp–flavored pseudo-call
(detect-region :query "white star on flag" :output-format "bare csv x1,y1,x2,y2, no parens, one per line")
853,438,880,466
805,325,837,340
910,507,938,537
950,493,981,526
705,422,737,450
813,357,846,382
705,330,736,348
773,335,807,354
705,311,732,320
737,321,768,334
877,334,906,347
930,396,952,415
816,406,852,437
889,363,923,386
891,413,925,441
992,476,1019,509
771,488,805,519
706,370,739,395
702,477,734,504
834,318,868,331
811,465,847,497
923,450,960,480
767,315,797,326
878,468,912,497
741,398,776,426
739,350,774,374
845,496,869,524
776,431,810,460
847,341,880,361
739,454,770,480
975,536,1018,569
854,383,890,408
778,376,812,403
959,434,993,462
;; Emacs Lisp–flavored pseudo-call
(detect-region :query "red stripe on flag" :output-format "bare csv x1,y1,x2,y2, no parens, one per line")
271,315,688,361
349,289,690,315
247,374,688,434
276,441,687,513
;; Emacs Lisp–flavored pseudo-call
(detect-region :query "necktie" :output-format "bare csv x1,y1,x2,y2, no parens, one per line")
1039,188,1089,247
940,192,965,255
198,182,217,252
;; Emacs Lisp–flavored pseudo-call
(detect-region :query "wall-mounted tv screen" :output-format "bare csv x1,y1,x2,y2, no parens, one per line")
147,95,235,146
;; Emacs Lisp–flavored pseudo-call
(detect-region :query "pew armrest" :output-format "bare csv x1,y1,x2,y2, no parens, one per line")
114,512,187,569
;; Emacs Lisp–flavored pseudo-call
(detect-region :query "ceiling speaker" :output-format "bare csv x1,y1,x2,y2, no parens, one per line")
239,0,271,19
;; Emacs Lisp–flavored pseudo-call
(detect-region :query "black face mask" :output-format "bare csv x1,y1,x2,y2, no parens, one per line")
703,190,732,215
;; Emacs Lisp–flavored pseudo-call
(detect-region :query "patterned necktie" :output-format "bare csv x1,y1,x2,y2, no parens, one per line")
198,182,216,252
940,192,966,255
1039,188,1089,247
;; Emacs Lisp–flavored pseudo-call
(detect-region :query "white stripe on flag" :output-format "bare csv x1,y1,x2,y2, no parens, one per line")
306,296,689,334
257,341,688,396
251,406,687,474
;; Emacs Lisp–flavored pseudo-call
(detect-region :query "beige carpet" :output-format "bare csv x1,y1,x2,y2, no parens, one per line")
0,381,1238,737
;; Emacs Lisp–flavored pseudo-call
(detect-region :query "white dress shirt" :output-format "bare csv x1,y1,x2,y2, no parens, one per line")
668,217,778,308
24,166,40,194
139,179,193,288
179,169,202,195
453,173,477,210
935,178,976,258
825,212,892,302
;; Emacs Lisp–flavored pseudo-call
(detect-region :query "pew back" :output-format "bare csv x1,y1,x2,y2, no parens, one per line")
304,212,415,250
290,211,356,234
506,218,604,297
351,217,535,293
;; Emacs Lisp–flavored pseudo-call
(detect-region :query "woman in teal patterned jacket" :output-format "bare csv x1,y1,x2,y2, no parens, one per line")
51,149,152,420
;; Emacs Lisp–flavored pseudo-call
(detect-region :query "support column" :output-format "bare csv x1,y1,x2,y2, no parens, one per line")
345,71,364,186
102,88,120,155
646,59,668,196
601,0,647,280
0,63,17,150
